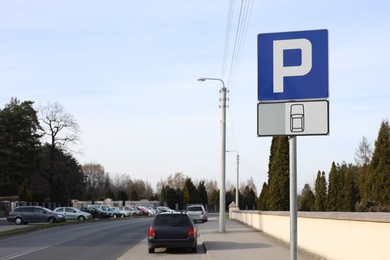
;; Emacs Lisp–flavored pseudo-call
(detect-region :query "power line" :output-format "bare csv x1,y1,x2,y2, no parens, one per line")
221,0,235,80
221,0,254,153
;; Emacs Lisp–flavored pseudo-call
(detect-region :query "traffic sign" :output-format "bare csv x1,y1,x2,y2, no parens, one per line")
258,29,328,101
257,100,329,136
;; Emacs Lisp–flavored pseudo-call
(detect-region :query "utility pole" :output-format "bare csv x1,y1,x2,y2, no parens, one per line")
198,77,227,232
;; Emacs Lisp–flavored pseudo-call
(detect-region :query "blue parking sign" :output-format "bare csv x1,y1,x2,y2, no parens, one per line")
258,29,328,101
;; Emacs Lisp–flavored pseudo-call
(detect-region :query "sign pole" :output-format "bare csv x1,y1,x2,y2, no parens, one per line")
289,136,297,260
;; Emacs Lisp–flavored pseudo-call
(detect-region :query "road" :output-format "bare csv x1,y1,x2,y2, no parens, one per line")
0,218,152,260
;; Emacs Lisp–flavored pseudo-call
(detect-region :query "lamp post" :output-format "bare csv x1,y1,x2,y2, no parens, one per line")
198,77,227,233
226,150,239,208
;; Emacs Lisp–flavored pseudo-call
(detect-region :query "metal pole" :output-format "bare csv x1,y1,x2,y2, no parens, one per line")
236,154,239,208
219,86,227,232
197,77,227,233
289,136,297,260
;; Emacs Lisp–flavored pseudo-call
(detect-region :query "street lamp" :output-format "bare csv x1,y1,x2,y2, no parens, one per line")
197,77,227,233
226,150,239,208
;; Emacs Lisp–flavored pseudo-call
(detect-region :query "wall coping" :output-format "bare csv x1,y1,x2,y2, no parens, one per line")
232,210,390,223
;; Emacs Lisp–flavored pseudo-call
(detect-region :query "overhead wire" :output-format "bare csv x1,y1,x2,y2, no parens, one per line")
221,0,254,153
221,0,235,80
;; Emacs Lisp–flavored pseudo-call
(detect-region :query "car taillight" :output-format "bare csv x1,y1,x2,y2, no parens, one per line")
188,227,195,237
148,227,155,238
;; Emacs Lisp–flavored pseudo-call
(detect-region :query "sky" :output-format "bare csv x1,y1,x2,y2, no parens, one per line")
1,1,389,194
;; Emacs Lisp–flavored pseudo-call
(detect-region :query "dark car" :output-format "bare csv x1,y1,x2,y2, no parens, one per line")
80,207,112,219
147,212,197,253
7,206,67,225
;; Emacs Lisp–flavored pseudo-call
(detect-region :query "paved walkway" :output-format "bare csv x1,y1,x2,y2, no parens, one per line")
118,215,321,259
198,216,320,260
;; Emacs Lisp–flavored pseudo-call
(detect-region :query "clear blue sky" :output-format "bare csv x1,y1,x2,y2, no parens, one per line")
1,1,389,193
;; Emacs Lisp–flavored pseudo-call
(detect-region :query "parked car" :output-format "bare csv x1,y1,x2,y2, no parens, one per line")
80,207,112,219
147,212,197,253
111,207,131,217
53,207,92,221
136,206,150,216
7,206,67,225
122,206,143,216
186,205,208,223
157,206,175,213
146,207,158,216
87,205,123,218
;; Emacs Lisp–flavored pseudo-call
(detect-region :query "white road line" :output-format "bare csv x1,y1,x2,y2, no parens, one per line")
0,238,74,260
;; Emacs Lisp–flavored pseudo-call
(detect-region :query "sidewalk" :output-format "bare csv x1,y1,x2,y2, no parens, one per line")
118,215,320,259
198,215,319,260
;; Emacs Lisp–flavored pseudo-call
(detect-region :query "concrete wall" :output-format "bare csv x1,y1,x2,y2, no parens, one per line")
230,210,390,260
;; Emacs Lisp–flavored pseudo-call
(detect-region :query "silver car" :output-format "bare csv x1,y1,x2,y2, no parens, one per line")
54,207,92,221
187,205,208,223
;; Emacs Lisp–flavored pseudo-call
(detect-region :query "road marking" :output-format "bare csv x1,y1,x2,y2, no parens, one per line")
0,238,74,260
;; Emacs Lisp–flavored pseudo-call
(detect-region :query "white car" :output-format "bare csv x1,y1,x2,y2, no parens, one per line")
111,207,131,217
187,205,208,223
157,206,175,213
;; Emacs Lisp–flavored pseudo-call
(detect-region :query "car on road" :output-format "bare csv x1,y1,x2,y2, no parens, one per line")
186,205,208,223
147,212,197,253
7,206,67,225
54,207,92,221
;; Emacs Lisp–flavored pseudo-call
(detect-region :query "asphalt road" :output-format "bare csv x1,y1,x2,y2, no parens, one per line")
0,217,152,260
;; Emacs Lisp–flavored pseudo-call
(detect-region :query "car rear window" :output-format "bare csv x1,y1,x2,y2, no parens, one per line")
188,206,202,211
154,214,192,226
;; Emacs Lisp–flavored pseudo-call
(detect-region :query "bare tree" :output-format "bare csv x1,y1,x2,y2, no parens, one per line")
40,102,80,151
82,163,107,200
166,172,186,190
240,177,257,195
355,136,373,166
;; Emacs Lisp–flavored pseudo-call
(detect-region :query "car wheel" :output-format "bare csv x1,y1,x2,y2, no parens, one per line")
48,217,56,224
78,216,85,221
14,217,23,225
132,212,137,216
148,247,155,253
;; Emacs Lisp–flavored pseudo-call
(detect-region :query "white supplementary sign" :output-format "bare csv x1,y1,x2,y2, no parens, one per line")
257,100,329,136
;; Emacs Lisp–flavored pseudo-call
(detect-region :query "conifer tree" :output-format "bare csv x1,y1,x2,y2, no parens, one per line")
268,136,290,210
0,98,42,196
327,162,339,211
298,184,315,211
342,165,358,211
258,182,269,210
314,171,327,211
197,181,208,206
369,119,390,203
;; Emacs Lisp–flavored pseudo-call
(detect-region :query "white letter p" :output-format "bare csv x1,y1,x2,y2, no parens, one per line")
273,39,312,93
